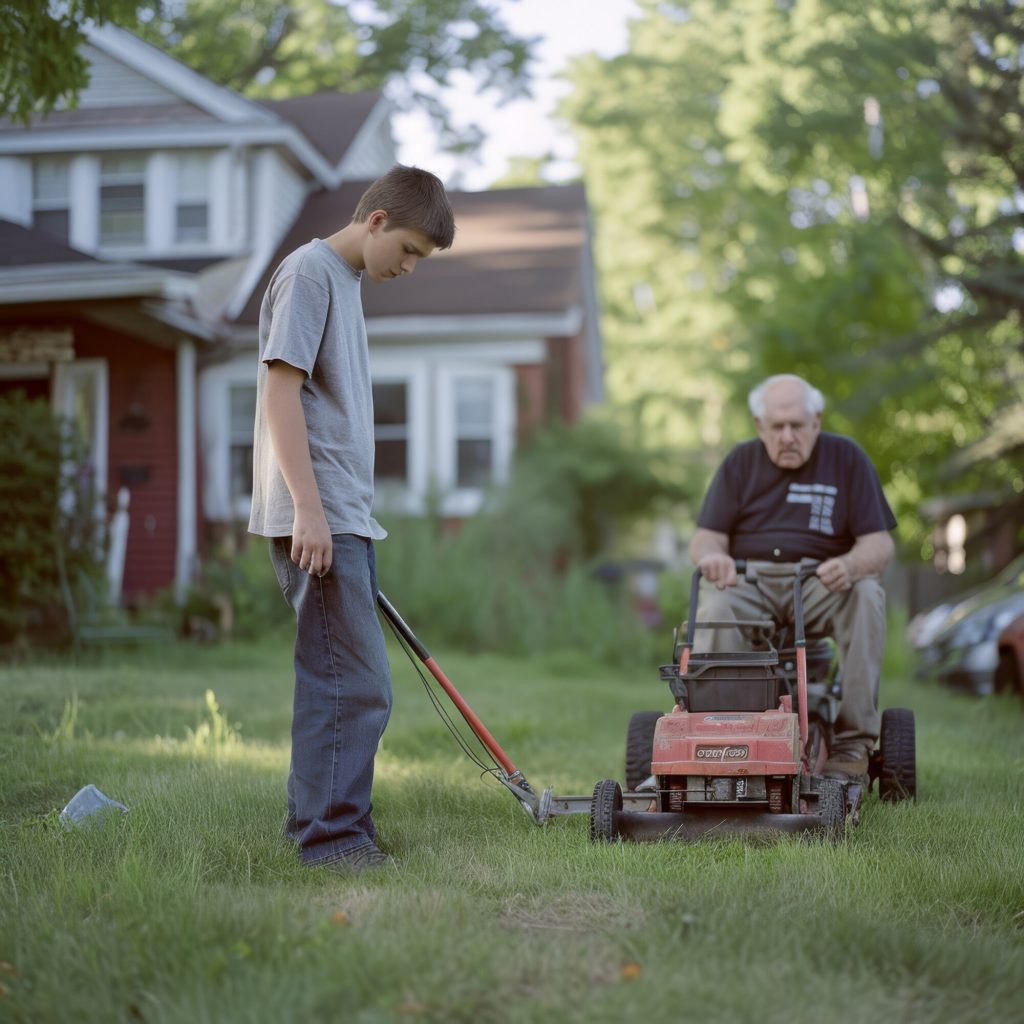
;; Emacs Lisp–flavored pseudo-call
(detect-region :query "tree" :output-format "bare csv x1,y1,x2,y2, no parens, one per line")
134,0,535,152
563,0,1024,536
561,1,756,462
720,0,1024,533
0,0,143,123
3,1,535,152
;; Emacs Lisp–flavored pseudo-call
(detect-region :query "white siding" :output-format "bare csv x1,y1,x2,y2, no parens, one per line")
202,342,524,524
210,149,238,249
77,45,180,108
261,150,308,250
339,111,397,179
0,158,31,225
199,354,253,522
68,155,99,252
147,151,176,250
224,148,308,320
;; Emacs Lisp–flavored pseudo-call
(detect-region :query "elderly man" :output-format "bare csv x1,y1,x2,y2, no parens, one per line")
689,374,896,779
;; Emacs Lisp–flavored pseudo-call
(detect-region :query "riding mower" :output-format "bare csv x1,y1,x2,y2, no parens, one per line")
376,560,916,844
589,561,917,842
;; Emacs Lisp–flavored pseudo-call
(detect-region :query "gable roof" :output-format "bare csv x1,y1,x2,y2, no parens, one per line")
0,220,97,267
0,101,218,135
259,92,381,167
83,24,278,125
0,219,201,308
233,182,593,325
0,26,388,188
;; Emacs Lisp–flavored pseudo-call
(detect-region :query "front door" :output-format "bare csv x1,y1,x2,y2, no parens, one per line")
52,358,109,513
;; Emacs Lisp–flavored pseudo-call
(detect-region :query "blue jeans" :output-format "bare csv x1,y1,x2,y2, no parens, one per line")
270,534,392,865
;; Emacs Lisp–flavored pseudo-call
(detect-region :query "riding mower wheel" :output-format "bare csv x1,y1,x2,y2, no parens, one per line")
590,779,623,842
818,778,847,842
625,711,662,791
878,708,916,802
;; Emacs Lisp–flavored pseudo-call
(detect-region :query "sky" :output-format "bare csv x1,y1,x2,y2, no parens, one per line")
391,0,641,191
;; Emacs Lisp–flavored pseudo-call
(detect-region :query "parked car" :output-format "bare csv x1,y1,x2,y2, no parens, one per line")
915,560,1024,695
908,554,1024,652
996,612,1024,695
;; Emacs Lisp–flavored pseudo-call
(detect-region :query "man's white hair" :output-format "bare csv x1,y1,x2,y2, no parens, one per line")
747,374,825,419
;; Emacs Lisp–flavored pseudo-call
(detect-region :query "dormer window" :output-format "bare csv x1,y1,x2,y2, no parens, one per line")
32,158,70,243
99,154,146,246
175,152,211,244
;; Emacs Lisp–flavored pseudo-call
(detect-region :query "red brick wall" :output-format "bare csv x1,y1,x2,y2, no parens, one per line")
559,332,586,423
514,363,546,440
514,331,588,444
73,326,179,601
542,333,587,427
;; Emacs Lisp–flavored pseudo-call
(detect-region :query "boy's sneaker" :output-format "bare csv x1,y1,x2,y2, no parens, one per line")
319,842,394,875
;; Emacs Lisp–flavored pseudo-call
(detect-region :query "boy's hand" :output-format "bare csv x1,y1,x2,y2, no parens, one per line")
292,510,332,576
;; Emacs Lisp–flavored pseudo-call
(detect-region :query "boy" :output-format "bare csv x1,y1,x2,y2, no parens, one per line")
249,165,456,872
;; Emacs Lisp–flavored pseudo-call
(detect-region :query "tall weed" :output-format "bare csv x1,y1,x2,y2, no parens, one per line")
375,415,687,665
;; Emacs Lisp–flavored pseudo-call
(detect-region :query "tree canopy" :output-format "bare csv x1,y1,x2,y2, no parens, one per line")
3,1,535,151
563,0,1024,542
0,0,142,123
133,0,534,152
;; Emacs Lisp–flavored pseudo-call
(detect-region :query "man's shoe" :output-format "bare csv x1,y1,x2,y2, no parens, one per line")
318,842,394,875
822,750,870,782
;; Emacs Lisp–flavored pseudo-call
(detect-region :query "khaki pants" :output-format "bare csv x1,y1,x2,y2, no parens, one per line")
692,561,885,754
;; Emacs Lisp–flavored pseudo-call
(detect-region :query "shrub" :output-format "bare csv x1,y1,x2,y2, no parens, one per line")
182,542,292,641
0,391,104,647
375,414,692,665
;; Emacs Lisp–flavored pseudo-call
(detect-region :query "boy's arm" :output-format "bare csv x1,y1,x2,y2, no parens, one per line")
265,361,332,576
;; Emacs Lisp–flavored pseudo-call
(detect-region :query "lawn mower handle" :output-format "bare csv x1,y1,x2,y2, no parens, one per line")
682,558,820,649
681,559,820,762
375,590,551,823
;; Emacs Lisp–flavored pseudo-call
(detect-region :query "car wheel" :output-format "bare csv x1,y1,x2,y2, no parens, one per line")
625,710,662,791
994,649,1021,695
878,707,917,802
590,779,623,843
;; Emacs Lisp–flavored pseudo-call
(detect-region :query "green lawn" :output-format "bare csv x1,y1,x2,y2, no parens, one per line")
1,620,1022,1023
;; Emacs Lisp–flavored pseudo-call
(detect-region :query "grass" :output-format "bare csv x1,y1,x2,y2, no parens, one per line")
1,618,1022,1024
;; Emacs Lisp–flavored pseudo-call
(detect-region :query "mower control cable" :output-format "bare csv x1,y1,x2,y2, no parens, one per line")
376,591,549,823
378,597,500,779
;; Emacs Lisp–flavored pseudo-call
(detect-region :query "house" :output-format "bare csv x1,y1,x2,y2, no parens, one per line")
0,25,604,602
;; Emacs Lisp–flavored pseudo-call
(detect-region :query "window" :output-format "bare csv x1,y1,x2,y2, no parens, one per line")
53,359,109,526
99,154,146,246
454,377,495,488
175,152,210,244
229,384,256,518
33,158,70,242
373,381,409,482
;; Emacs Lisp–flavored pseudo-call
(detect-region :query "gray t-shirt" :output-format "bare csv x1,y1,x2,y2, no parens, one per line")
248,238,386,540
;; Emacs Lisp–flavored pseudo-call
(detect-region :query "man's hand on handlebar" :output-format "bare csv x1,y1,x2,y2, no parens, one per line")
698,553,738,590
816,555,853,593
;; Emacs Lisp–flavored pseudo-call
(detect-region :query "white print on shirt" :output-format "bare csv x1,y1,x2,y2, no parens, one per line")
786,482,837,535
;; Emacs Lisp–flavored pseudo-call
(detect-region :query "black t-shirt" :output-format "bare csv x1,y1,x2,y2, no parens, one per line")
696,433,897,562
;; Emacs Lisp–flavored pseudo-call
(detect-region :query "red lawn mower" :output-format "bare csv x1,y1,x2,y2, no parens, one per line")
377,559,916,843
588,561,917,842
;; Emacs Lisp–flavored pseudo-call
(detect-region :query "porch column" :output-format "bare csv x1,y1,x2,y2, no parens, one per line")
175,339,197,602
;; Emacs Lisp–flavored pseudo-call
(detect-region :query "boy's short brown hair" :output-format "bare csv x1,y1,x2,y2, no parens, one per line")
353,164,455,250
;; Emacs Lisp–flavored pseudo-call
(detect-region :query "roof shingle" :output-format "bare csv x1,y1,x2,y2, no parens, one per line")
233,182,589,324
